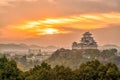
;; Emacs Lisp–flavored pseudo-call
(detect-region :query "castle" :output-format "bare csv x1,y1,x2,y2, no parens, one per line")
72,32,98,49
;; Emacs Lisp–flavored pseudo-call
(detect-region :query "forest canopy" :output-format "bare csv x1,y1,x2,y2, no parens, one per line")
0,56,120,80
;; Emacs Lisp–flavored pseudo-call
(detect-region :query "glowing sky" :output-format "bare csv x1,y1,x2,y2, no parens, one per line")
0,0,120,47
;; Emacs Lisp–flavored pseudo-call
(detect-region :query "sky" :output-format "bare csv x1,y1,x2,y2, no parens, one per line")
0,0,120,47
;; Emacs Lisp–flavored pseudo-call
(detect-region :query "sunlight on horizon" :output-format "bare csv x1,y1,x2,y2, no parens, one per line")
38,28,59,35
2,12,120,39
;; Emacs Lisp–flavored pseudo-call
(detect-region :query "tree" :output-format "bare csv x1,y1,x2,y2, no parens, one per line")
0,56,120,80
25,62,53,80
53,65,75,80
0,56,22,80
75,60,120,80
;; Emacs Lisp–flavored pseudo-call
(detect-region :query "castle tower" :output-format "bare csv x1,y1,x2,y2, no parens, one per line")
72,32,98,49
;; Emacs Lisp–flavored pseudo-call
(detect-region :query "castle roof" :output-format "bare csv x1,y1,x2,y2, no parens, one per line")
83,32,92,35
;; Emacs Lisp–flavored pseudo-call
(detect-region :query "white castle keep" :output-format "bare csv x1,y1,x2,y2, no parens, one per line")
72,32,98,49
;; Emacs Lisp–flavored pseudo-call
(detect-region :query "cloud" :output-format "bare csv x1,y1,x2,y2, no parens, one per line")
0,0,120,27
0,12,119,39
13,12,120,29
0,0,120,44
0,0,120,47
0,0,56,7
0,0,40,7
59,0,120,13
1,0,120,14
47,0,56,3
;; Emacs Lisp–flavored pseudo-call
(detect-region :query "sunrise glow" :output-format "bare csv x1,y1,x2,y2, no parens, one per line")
10,13,120,35
0,12,118,40
0,0,120,46
39,28,59,35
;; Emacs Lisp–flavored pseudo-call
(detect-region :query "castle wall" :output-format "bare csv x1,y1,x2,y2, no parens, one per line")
72,46,97,50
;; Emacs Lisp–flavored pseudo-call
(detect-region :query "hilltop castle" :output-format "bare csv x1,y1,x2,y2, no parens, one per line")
72,32,98,49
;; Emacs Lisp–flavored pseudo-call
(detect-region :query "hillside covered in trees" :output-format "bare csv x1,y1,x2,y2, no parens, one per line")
47,48,120,69
0,56,120,80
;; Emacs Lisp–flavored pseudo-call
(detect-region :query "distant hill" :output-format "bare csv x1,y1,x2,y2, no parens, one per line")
99,44,120,51
0,43,59,50
46,45,59,49
0,43,29,50
46,48,120,69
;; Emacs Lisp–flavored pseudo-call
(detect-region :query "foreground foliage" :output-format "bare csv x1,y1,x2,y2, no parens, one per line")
0,56,23,80
0,56,120,80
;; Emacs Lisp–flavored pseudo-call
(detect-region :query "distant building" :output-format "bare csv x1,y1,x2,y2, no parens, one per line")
72,32,98,49
28,49,41,55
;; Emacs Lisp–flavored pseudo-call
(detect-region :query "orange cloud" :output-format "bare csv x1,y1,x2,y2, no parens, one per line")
2,12,120,39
